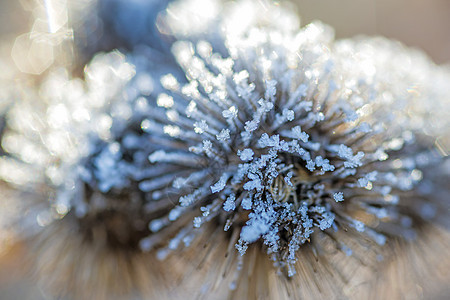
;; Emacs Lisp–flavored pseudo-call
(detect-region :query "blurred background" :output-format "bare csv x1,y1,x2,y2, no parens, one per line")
2,0,450,79
298,0,450,64
0,0,449,299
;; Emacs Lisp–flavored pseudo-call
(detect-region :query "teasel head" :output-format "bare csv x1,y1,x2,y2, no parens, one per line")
1,0,449,299
134,1,450,297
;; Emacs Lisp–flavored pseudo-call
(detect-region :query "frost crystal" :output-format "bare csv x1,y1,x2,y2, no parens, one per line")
333,192,344,202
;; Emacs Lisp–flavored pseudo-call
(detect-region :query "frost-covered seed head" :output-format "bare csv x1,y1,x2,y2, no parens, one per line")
140,0,450,277
1,1,449,298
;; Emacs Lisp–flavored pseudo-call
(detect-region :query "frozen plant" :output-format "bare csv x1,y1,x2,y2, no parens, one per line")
0,0,449,299
138,0,450,288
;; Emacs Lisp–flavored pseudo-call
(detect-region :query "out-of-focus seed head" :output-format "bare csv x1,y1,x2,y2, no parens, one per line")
0,48,183,299
0,47,184,246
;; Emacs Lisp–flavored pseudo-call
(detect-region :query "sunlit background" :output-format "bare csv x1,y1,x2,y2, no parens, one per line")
2,0,450,78
0,0,449,299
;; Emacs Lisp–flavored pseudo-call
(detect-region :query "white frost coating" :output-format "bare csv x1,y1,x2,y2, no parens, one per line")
241,197,252,210
223,194,236,211
160,73,180,91
283,109,295,121
194,120,209,134
216,128,230,141
222,106,238,120
290,126,309,143
169,206,184,221
244,120,259,133
148,150,167,163
157,93,174,108
353,220,365,232
93,143,131,192
211,174,229,193
333,192,344,202
237,148,254,162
